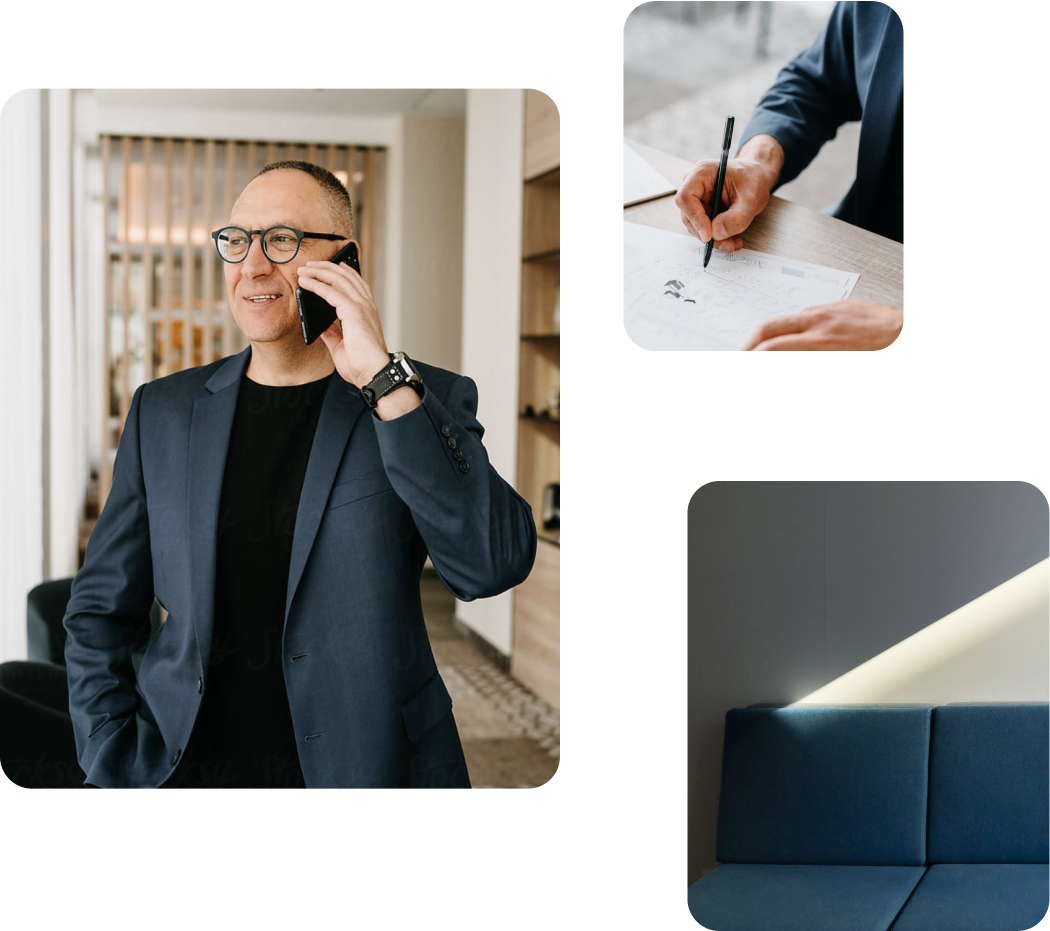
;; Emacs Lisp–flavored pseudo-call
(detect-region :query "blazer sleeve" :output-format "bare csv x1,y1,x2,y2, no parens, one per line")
63,382,161,784
372,374,537,601
737,0,865,188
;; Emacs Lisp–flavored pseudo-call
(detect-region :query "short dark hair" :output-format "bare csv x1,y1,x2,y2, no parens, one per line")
255,160,354,238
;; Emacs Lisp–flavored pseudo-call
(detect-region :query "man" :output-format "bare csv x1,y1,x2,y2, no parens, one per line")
675,1,903,351
63,161,537,788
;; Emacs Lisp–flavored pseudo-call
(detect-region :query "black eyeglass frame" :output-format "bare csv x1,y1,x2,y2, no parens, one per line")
210,226,348,264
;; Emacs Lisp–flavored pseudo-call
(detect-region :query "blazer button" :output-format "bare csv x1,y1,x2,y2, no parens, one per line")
459,461,470,474
172,748,182,766
440,423,451,437
453,449,464,461
197,677,203,694
446,436,457,449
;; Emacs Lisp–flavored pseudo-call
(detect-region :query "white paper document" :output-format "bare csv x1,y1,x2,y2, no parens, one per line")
624,221,861,350
624,142,677,207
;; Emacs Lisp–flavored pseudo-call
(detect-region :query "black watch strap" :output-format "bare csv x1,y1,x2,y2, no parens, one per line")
360,352,422,409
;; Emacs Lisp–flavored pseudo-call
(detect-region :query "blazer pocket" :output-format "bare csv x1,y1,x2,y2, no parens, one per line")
327,470,394,510
401,672,453,744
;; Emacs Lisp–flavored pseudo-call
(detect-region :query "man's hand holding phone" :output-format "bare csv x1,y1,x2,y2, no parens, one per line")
296,257,422,420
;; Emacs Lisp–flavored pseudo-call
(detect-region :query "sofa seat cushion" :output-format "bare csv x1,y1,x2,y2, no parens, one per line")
889,864,1048,931
687,863,926,931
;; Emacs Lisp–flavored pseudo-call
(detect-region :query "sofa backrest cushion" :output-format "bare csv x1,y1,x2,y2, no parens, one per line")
927,703,1049,863
716,706,931,865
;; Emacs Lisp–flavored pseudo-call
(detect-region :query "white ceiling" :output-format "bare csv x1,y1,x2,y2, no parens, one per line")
92,89,466,117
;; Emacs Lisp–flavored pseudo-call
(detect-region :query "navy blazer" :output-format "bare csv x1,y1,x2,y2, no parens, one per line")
63,349,537,788
738,1,903,240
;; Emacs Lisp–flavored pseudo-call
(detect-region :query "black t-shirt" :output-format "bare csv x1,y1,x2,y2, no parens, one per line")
166,371,332,788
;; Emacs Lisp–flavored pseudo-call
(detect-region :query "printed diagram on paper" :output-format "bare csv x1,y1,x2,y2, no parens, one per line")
624,222,860,350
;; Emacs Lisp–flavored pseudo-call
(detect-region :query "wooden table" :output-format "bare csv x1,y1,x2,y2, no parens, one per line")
624,138,903,308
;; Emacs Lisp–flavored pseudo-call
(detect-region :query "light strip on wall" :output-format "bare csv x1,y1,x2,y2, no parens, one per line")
792,558,1049,705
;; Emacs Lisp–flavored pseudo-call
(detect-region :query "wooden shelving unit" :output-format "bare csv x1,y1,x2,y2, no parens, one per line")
511,90,560,710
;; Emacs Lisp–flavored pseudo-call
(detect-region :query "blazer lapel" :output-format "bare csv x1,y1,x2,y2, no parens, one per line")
185,350,366,659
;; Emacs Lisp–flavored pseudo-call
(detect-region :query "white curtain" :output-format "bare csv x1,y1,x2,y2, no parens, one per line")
0,89,80,663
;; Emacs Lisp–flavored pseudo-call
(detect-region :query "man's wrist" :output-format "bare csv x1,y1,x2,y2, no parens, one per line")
352,349,394,389
374,384,422,421
737,134,785,187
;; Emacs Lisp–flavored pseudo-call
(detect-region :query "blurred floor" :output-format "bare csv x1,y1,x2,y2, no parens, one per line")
422,571,559,788
624,1,859,213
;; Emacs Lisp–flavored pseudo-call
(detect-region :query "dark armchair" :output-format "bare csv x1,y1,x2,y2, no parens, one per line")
27,577,162,671
2,579,162,787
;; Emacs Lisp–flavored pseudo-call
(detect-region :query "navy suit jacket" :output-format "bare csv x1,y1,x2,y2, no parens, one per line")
63,348,537,787
738,1,903,240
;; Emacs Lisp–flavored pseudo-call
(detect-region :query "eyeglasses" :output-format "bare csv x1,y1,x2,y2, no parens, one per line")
210,226,347,264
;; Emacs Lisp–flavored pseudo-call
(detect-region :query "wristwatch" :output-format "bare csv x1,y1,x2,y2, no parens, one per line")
360,352,423,409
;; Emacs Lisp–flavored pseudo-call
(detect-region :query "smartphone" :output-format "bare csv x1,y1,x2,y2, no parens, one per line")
297,240,361,344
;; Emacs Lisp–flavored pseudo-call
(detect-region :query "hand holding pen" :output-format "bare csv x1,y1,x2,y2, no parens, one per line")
675,131,785,258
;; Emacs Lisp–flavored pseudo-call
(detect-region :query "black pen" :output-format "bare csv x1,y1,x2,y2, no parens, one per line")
704,115,735,269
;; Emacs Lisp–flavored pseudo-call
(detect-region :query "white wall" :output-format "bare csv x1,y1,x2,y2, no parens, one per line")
687,481,1050,882
395,115,465,371
46,89,80,582
455,90,524,655
0,90,45,661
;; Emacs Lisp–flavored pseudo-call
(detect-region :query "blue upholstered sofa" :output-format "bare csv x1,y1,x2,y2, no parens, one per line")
687,703,1049,931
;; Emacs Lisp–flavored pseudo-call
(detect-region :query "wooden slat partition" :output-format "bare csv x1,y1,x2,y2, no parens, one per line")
161,138,174,382
363,144,375,283
100,135,385,507
119,137,130,430
99,133,109,505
